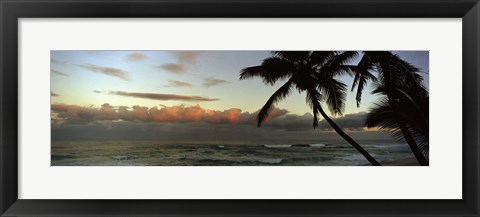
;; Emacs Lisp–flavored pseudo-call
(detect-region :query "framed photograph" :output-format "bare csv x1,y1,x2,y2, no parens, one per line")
1,0,478,216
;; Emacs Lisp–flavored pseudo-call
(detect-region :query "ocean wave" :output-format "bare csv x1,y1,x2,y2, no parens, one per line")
263,144,292,148
291,144,311,147
257,158,283,164
282,156,334,165
371,144,407,149
341,154,372,161
263,144,326,148
51,154,75,161
310,144,326,148
340,153,396,162
194,158,284,166
111,155,138,161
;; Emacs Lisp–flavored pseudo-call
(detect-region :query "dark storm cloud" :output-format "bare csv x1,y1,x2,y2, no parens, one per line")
109,91,218,102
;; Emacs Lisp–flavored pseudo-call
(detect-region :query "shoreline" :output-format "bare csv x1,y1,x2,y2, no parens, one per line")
380,158,421,166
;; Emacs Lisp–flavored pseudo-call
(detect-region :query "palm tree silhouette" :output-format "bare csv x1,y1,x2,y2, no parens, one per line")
350,51,429,165
364,82,429,156
240,51,381,166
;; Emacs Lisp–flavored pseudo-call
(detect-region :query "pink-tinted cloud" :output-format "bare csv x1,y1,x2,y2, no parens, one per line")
51,69,69,77
51,58,60,64
125,52,149,62
109,91,218,102
169,51,202,64
51,103,288,125
158,63,185,74
51,58,67,64
76,64,129,80
158,51,202,74
165,80,193,87
202,77,231,87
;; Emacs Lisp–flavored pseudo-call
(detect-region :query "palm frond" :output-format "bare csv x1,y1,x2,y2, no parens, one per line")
365,95,429,154
310,51,337,66
371,85,429,131
305,87,323,129
321,51,359,77
318,77,347,116
328,51,358,66
390,54,421,75
351,68,361,91
324,65,355,77
240,57,295,85
365,51,425,89
271,51,310,64
364,99,398,129
350,56,377,107
257,78,294,127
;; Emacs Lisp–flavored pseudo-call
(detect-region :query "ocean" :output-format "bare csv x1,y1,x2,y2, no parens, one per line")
51,140,415,166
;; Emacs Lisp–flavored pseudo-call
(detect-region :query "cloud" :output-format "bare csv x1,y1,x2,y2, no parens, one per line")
259,113,313,131
318,112,369,131
169,51,201,64
51,91,60,97
51,120,392,142
51,103,287,125
202,77,231,87
51,104,394,142
76,64,129,80
109,91,218,102
51,103,116,125
51,69,69,77
158,63,185,74
125,52,149,62
93,90,102,94
51,101,369,133
165,80,193,87
51,58,60,64
51,58,67,64
157,51,202,74
263,112,370,132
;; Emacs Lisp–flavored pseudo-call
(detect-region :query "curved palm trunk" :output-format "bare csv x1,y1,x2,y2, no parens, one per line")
317,107,381,166
379,58,428,166
394,116,428,165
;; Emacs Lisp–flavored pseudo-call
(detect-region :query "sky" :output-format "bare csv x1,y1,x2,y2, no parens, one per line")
51,50,429,143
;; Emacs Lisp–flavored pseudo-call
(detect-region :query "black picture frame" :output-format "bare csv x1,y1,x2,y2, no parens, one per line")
1,0,479,216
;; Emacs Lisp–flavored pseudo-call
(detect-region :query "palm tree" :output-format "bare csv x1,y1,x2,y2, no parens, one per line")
240,51,381,166
364,83,429,155
350,51,429,165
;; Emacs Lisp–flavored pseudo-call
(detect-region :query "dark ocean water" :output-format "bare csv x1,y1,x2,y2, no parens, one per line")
51,141,415,166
